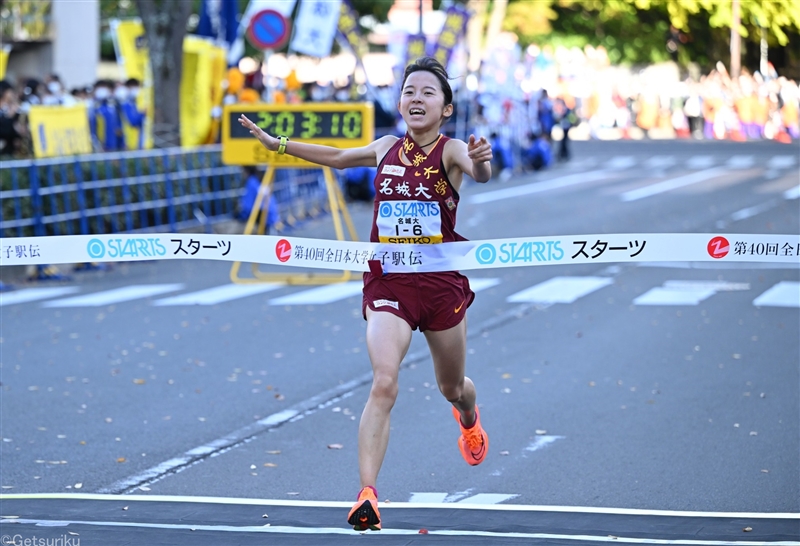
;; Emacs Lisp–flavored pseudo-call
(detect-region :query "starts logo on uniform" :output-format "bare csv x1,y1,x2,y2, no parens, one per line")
707,236,729,259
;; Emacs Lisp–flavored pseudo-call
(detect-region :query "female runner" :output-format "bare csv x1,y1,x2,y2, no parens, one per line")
239,56,493,531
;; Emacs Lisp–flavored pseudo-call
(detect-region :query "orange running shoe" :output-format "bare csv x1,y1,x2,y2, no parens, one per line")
347,486,381,531
452,405,489,466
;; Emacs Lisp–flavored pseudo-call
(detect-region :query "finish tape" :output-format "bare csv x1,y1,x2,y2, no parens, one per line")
0,233,798,273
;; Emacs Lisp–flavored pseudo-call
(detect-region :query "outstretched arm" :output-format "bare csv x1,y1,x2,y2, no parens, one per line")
449,134,493,183
238,114,395,169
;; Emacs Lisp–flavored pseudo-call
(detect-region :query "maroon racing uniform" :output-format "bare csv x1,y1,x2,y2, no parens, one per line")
362,132,474,331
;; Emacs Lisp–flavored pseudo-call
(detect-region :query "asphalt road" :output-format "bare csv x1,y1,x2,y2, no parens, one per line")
1,139,799,544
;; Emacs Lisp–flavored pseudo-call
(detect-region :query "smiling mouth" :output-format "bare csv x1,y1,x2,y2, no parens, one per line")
409,108,425,116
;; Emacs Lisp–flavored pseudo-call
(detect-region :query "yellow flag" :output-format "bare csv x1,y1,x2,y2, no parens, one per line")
0,45,9,80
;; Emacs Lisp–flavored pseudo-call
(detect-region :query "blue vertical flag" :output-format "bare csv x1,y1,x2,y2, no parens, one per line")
428,4,470,70
197,0,240,48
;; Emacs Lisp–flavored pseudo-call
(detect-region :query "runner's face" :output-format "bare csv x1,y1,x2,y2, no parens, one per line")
399,71,452,130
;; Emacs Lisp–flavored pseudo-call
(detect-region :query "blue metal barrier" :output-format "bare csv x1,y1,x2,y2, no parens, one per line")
0,144,331,238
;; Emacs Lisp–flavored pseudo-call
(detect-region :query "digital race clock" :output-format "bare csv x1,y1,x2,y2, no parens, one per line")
222,102,374,166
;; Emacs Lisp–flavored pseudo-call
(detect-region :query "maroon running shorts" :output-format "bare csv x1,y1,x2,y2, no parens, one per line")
361,271,475,332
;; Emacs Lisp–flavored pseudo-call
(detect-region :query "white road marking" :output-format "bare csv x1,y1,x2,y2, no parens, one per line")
153,283,283,306
408,492,448,503
753,281,800,308
469,277,501,292
507,276,613,304
767,155,797,169
729,200,779,222
784,185,800,200
268,282,363,305
469,171,610,204
3,517,797,545
604,156,636,170
620,167,727,202
0,286,79,307
726,155,754,169
457,494,519,504
42,284,184,307
643,156,675,169
686,156,714,169
409,490,520,504
3,493,798,519
634,281,749,306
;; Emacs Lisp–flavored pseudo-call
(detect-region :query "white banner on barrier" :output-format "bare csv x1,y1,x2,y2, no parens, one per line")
0,233,798,272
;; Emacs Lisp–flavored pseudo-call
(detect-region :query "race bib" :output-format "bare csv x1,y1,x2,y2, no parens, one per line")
376,200,442,244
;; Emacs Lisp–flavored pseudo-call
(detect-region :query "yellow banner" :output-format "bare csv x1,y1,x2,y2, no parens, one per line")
29,105,92,158
181,36,225,147
0,45,10,81
111,19,149,82
111,18,153,149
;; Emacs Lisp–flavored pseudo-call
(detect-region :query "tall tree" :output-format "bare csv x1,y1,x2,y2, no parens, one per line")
505,0,800,74
134,0,192,147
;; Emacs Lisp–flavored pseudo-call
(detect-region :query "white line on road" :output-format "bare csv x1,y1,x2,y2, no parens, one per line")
153,283,283,306
408,492,448,503
604,156,637,170
457,493,520,504
620,167,727,202
3,493,798,519
767,155,797,169
468,171,610,204
643,156,675,169
0,286,79,307
507,276,613,304
268,282,363,305
726,155,754,169
633,281,749,306
3,517,797,545
686,156,714,169
408,492,519,504
730,200,780,222
753,281,800,308
784,185,800,200
42,284,184,307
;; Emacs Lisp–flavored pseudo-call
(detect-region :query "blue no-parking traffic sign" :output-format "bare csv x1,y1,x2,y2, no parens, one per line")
246,9,290,50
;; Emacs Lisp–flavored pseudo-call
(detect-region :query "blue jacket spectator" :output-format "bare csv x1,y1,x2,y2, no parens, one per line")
89,82,122,151
523,132,553,171
342,166,376,201
118,79,145,150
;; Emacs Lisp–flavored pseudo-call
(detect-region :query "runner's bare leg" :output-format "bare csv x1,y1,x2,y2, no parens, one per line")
424,319,476,426
359,309,413,487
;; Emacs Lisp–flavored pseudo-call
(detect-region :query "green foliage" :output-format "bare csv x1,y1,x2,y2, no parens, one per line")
505,0,800,69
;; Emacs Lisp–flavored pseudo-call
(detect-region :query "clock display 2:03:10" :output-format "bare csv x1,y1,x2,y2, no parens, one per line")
231,110,364,140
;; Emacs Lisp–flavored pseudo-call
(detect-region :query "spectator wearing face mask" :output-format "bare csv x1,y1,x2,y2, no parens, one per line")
119,78,146,150
89,80,122,151
42,74,76,107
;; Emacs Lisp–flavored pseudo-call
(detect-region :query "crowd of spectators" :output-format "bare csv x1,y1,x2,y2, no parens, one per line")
468,44,799,177
1,48,797,164
0,74,146,158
